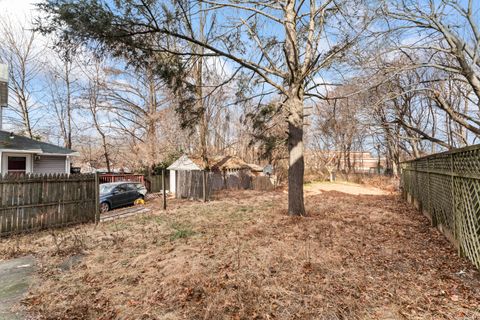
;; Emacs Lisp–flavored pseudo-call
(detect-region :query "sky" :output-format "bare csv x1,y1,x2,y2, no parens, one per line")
1,0,478,154
0,0,406,154
0,0,40,22
0,0,96,141
0,0,46,134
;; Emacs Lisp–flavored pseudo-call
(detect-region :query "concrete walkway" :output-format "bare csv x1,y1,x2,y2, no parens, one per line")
0,256,35,320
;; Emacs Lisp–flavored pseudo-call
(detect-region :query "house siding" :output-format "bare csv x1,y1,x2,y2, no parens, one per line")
33,155,67,174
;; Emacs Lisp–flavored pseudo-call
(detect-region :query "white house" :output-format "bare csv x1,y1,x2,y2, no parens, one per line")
0,131,78,175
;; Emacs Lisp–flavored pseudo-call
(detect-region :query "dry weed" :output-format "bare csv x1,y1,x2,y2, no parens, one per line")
0,187,479,319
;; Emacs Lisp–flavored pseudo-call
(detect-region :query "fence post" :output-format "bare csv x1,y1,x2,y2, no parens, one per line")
450,153,462,257
202,170,207,202
427,158,434,226
94,172,100,224
450,153,455,232
162,169,167,210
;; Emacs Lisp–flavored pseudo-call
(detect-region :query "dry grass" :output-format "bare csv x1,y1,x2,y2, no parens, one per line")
1,184,479,320
359,175,399,193
304,172,399,193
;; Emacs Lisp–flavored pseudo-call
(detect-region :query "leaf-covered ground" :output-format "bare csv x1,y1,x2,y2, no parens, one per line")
1,182,479,319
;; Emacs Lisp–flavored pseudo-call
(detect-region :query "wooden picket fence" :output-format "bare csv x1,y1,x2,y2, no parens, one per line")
0,173,99,236
401,144,480,269
99,173,144,184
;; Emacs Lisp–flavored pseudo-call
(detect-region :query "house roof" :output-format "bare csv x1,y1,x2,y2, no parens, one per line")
211,156,250,170
246,163,264,172
0,131,77,155
168,154,251,171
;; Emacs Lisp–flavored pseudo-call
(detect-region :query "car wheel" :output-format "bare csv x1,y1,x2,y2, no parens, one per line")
100,202,110,213
134,197,145,205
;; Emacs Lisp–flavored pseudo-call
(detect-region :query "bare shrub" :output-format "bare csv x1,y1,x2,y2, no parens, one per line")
49,229,88,256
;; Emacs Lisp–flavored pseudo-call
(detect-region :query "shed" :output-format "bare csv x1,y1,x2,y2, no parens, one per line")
167,154,204,194
167,154,260,198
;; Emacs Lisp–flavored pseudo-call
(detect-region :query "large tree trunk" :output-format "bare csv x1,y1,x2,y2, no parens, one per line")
65,67,72,149
287,95,305,216
196,5,208,164
147,65,157,175
196,64,208,162
18,94,33,138
101,133,111,173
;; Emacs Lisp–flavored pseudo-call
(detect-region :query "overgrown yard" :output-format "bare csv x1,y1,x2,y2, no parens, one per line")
1,182,479,319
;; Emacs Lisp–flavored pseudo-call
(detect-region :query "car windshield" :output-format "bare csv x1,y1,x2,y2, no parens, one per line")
100,184,117,194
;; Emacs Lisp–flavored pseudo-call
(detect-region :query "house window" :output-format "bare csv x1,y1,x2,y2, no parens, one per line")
8,156,27,174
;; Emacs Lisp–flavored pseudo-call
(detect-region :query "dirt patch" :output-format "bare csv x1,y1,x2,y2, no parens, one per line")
100,205,152,222
305,181,389,196
0,183,479,319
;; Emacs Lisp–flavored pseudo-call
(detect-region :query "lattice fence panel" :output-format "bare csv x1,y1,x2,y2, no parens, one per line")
401,145,480,270
430,153,451,171
453,148,480,176
429,173,454,232
402,169,412,195
454,177,480,267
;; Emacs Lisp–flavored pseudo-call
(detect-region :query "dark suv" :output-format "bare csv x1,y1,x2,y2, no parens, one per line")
99,182,146,213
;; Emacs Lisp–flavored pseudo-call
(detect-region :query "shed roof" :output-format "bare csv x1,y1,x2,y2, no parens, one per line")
167,154,251,171
246,163,264,172
0,131,77,155
212,156,250,170
167,154,203,170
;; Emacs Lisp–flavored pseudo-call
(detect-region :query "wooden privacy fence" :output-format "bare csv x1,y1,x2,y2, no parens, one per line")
252,176,275,191
401,144,480,269
175,170,275,200
176,170,212,200
99,173,169,193
0,173,99,236
145,174,169,193
209,170,253,191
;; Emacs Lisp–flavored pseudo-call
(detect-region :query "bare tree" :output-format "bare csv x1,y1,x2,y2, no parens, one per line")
101,63,169,171
381,0,480,138
80,57,113,172
39,0,375,215
0,16,44,137
45,48,79,148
